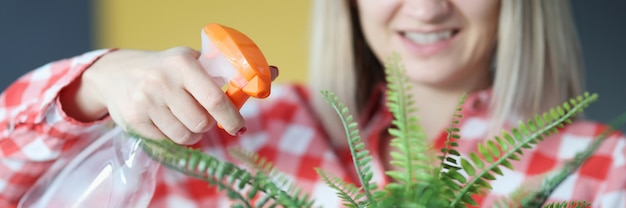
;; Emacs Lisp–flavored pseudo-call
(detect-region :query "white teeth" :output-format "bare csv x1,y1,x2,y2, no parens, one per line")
405,31,453,44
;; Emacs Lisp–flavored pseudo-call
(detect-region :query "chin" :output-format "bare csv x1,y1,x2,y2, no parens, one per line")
404,65,458,85
406,74,455,87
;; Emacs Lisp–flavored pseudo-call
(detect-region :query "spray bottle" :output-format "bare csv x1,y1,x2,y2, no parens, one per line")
18,23,272,208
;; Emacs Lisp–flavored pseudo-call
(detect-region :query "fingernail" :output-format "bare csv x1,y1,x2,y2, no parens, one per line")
236,127,247,136
269,65,279,79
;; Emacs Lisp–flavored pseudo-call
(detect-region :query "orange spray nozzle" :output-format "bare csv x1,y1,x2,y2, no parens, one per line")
201,24,272,130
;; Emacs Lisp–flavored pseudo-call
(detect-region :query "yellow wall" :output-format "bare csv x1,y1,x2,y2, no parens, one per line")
95,0,311,84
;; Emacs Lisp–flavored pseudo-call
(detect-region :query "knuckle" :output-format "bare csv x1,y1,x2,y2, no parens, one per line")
127,96,154,119
168,46,193,54
141,70,169,87
203,94,230,112
124,111,146,128
170,130,202,145
131,77,167,106
161,50,194,69
132,122,163,140
162,53,186,66
169,129,192,144
186,133,203,144
189,117,213,133
129,91,150,106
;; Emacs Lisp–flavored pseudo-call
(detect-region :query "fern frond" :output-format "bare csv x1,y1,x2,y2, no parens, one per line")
138,137,253,207
543,200,591,208
136,137,314,208
383,53,433,187
321,90,376,204
373,180,450,208
315,168,364,208
228,147,313,206
438,93,467,176
518,111,626,207
448,92,598,207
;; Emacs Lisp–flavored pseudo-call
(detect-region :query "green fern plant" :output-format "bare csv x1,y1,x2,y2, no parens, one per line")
133,54,620,207
136,134,315,208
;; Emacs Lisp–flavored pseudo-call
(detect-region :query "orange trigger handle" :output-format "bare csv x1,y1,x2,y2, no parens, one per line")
202,24,272,129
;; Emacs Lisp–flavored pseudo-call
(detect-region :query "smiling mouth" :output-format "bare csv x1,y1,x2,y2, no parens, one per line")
401,29,460,45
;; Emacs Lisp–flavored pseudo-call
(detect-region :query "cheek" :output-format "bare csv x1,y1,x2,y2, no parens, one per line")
356,0,400,58
356,0,400,17
356,0,398,31
455,0,500,59
453,0,500,31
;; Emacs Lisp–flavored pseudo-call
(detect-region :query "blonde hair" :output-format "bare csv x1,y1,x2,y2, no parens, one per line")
492,0,583,130
308,0,584,142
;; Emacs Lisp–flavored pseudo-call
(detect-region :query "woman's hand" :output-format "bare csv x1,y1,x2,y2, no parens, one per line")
61,47,278,145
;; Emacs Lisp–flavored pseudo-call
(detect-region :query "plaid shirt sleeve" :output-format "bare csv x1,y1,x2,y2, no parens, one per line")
0,49,115,206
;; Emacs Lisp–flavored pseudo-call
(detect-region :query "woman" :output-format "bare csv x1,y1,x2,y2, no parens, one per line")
1,0,623,207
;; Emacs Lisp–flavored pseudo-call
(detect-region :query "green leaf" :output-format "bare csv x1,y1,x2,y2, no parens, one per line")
535,114,545,127
442,177,462,190
478,143,494,163
448,169,467,184
487,140,501,157
474,179,492,190
482,172,496,180
448,149,461,156
461,193,479,206
470,153,484,169
495,136,509,152
316,168,361,207
508,153,520,161
500,159,514,170
503,132,516,146
491,166,503,176
550,109,559,120
562,102,572,111
461,158,476,176
543,113,553,123
556,106,565,116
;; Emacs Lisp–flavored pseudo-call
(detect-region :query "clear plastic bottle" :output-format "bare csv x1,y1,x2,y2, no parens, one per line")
18,23,271,208
18,127,157,208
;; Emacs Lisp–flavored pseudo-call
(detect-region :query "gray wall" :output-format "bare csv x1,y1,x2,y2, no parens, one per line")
571,0,626,131
0,0,92,90
0,1,625,131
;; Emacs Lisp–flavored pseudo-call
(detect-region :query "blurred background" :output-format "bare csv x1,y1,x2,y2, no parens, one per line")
1,0,625,131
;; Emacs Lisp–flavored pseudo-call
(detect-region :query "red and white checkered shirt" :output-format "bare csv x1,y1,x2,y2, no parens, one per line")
1,49,625,207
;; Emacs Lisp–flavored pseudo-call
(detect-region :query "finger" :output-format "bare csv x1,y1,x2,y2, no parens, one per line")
149,106,202,145
182,62,246,135
108,105,167,141
167,89,216,133
269,65,279,81
130,120,169,141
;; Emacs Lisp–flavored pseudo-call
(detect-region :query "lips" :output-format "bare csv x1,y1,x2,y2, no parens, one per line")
398,29,460,56
402,29,459,45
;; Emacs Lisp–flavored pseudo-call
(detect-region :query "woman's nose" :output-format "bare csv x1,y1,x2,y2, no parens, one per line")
404,0,452,23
